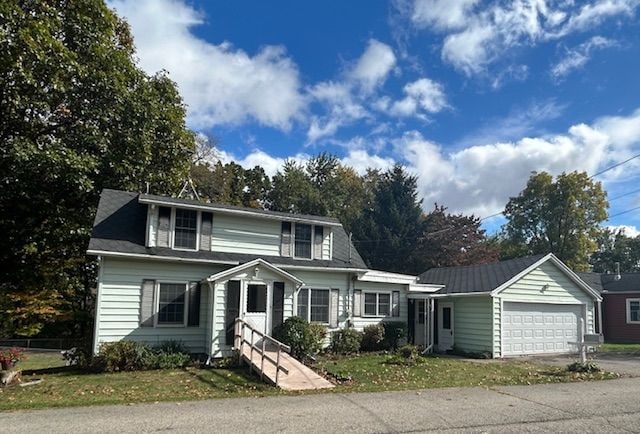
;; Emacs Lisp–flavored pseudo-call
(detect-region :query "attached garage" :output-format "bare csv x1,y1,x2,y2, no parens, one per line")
502,302,581,356
419,254,602,358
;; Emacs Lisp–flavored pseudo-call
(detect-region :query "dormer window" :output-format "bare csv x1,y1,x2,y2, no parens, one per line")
294,223,312,259
174,209,197,250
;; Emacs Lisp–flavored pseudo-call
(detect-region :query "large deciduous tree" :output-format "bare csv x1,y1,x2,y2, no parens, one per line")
411,205,500,272
590,228,640,273
502,171,608,271
0,0,195,337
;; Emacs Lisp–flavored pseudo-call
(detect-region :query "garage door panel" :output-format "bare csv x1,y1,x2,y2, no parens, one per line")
503,302,582,356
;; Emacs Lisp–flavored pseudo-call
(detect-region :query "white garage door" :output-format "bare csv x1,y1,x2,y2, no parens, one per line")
502,302,582,356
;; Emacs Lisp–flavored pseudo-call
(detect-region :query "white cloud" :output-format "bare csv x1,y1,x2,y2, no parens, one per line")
377,78,448,118
306,39,397,143
109,0,305,130
607,225,640,237
340,150,396,174
408,0,639,76
551,36,616,78
412,0,480,31
349,39,398,94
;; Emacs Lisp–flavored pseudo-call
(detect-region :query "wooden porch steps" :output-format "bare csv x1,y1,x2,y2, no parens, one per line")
240,343,334,391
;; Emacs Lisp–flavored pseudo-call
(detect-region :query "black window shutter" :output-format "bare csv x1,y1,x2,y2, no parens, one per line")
226,280,241,345
272,282,285,329
188,281,201,326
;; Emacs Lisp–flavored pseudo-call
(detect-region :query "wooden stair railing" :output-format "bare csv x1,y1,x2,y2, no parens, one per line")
233,317,291,387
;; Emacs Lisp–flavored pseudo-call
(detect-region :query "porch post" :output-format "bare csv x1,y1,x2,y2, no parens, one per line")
423,299,427,348
429,298,434,352
597,300,603,335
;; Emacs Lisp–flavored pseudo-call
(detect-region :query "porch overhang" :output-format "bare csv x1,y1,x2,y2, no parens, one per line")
205,258,304,287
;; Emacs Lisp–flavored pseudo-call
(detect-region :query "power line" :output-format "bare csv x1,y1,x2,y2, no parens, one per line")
589,151,640,179
608,205,640,219
609,187,640,201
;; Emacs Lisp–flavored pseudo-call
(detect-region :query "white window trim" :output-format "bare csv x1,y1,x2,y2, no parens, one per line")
171,208,200,252
154,281,190,327
292,223,314,261
297,287,330,325
626,298,640,324
362,291,392,318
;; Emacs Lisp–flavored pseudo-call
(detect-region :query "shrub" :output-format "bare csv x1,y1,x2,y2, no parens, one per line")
308,322,328,355
155,340,189,355
272,317,315,360
383,322,407,351
151,352,191,369
0,348,24,369
61,347,92,368
95,341,154,372
361,324,385,352
330,328,363,355
567,361,601,373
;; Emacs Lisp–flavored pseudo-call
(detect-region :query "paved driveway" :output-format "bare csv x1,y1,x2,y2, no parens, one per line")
2,377,640,433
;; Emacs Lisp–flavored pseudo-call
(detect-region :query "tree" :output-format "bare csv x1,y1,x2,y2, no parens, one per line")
352,165,423,273
0,1,195,337
502,171,608,271
411,205,500,271
590,228,640,273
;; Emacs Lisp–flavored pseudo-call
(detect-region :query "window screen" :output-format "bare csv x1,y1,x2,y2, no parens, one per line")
294,224,312,258
174,209,197,249
158,283,186,325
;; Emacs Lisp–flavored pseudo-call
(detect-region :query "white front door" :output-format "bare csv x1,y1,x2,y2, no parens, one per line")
438,302,454,351
243,284,269,344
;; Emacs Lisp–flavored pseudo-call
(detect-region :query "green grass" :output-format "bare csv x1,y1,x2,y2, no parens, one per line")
1,352,620,411
599,343,640,354
314,353,620,393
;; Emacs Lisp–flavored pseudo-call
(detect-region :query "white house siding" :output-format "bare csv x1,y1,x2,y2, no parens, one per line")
450,296,494,354
493,260,596,357
210,267,298,357
351,281,409,330
211,214,281,256
96,257,227,354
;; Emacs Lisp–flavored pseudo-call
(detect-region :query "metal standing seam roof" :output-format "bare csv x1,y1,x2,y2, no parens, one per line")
88,189,367,269
418,255,547,294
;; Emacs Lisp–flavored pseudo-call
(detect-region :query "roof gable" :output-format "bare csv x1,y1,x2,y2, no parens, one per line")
206,259,304,285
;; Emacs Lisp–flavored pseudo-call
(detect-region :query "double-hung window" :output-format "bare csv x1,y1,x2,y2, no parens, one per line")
157,283,187,325
174,209,198,249
363,292,391,317
294,223,312,259
627,299,640,324
297,288,329,323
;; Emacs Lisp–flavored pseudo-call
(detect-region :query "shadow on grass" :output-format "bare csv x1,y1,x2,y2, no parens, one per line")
21,365,79,376
185,366,273,391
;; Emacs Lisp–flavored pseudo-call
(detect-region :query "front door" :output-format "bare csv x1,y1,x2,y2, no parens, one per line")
244,284,268,338
438,302,454,351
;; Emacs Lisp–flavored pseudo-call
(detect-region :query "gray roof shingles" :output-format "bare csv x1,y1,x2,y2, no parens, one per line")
577,272,640,293
418,255,546,294
88,189,366,269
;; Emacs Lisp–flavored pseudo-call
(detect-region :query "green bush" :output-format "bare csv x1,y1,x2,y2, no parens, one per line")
308,322,328,355
383,322,407,351
330,328,363,354
387,344,424,366
95,341,154,372
567,361,601,373
272,317,315,360
155,340,189,355
361,324,385,352
151,351,191,369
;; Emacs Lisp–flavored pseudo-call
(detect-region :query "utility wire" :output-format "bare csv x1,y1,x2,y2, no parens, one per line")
589,151,640,179
609,187,640,201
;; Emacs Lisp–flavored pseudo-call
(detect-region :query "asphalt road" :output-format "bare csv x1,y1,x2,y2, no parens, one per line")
2,377,639,433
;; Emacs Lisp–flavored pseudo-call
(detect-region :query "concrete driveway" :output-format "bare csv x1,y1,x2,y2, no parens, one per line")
2,377,640,433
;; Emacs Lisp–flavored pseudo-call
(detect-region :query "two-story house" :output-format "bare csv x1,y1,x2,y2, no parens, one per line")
87,189,438,359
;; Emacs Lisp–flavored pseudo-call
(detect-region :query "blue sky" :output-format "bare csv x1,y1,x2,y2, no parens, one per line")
110,0,640,234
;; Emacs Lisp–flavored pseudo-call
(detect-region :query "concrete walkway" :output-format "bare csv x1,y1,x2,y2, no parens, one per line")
2,377,640,433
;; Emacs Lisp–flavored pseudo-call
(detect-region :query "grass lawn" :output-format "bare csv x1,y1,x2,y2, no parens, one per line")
1,351,620,411
314,353,620,393
599,343,640,354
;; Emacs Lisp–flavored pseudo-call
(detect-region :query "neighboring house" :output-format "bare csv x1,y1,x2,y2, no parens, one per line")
417,254,602,358
87,189,438,358
578,272,640,343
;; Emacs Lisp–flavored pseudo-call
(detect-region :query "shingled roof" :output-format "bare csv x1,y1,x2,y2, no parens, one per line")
418,255,546,294
88,189,367,270
577,272,640,293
